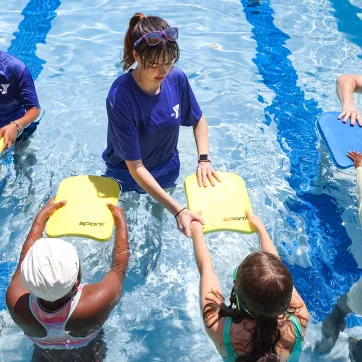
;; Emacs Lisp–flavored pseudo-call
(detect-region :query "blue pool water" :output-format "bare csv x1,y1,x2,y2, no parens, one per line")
1,0,362,360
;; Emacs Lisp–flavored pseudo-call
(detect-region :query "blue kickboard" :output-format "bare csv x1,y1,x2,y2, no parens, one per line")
318,112,362,168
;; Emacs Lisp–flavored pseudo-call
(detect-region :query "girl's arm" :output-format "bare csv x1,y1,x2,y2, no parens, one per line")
0,108,40,150
193,116,220,187
190,220,224,341
245,210,279,257
6,198,66,311
246,211,309,330
126,160,203,237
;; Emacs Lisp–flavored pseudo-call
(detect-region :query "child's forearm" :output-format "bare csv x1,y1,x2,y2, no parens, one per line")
258,226,279,257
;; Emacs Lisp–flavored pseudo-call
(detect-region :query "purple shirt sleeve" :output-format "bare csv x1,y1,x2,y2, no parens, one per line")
180,71,202,127
107,95,141,161
15,65,40,111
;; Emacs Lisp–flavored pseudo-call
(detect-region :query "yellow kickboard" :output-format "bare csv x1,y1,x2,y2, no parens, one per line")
46,175,120,241
0,137,4,153
184,172,254,234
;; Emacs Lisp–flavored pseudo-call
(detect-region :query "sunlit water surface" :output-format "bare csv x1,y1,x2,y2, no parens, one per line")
1,0,362,360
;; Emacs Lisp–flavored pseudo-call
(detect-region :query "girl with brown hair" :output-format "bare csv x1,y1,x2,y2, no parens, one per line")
190,211,309,361
103,13,220,237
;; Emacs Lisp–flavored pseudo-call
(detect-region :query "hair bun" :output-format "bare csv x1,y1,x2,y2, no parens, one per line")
129,12,145,30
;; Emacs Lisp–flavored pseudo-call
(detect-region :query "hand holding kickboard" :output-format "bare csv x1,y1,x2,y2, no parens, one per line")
184,172,254,234
46,175,120,241
318,112,362,168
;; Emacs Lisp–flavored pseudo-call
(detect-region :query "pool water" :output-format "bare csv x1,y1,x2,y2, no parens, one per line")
1,0,362,360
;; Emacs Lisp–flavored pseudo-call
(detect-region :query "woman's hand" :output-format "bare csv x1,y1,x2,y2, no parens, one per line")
338,103,362,127
0,123,18,151
347,151,362,168
196,162,221,187
176,208,204,237
36,197,67,223
245,210,265,233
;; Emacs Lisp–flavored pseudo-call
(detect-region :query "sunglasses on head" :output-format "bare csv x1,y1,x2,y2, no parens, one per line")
134,27,179,48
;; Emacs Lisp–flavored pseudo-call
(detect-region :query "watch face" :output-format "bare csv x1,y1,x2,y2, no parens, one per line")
199,154,208,161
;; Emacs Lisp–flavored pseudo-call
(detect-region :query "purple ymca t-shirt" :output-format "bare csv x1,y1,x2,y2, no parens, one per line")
103,66,202,192
0,51,40,128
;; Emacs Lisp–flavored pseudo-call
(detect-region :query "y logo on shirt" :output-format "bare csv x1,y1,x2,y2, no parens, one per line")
171,104,179,119
0,84,10,95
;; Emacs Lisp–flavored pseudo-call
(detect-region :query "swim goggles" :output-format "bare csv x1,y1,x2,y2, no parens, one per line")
232,267,254,317
134,27,179,48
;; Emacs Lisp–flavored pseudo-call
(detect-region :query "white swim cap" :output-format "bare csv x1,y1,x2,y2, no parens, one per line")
21,238,80,302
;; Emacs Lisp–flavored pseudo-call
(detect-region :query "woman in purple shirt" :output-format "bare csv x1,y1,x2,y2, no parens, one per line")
103,13,219,236
0,51,40,151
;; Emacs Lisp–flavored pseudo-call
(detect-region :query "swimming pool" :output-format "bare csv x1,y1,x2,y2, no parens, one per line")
1,0,362,360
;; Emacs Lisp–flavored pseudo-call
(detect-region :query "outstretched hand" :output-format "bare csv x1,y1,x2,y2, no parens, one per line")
347,151,362,168
245,210,265,233
36,197,67,223
190,212,203,235
176,209,204,238
107,203,126,224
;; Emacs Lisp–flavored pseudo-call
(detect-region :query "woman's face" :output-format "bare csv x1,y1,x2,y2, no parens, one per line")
133,50,173,84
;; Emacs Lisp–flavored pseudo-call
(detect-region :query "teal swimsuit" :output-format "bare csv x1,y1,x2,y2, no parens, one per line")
222,314,303,362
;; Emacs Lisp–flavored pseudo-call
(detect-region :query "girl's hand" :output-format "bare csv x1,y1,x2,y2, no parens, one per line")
196,162,221,187
36,197,67,223
191,212,204,235
245,210,265,233
176,208,204,237
0,123,18,151
347,151,362,168
107,203,126,224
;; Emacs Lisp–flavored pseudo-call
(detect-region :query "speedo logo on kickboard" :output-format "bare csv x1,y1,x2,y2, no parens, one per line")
79,222,105,227
223,217,247,222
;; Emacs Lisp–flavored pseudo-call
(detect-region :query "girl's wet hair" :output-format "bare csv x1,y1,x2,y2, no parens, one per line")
122,13,180,71
203,252,306,361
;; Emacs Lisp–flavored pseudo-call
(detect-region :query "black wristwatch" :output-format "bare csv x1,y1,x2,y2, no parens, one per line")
199,154,209,161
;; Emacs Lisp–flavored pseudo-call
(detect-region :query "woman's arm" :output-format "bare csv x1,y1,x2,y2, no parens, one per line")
126,159,203,237
193,116,220,187
336,74,362,126
0,108,40,150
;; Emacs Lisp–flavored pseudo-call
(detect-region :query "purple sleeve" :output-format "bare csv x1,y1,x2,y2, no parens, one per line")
180,72,202,127
16,66,40,111
107,96,141,161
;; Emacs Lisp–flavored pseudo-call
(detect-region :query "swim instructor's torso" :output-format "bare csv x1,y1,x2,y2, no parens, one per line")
0,51,40,127
104,66,202,170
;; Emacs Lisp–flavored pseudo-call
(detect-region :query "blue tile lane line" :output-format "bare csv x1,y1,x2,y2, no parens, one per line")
7,0,61,80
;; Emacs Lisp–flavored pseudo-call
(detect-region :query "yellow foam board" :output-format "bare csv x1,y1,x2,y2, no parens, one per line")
46,175,120,241
184,172,254,234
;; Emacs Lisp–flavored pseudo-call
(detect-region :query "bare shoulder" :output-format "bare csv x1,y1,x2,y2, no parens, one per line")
72,282,120,321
